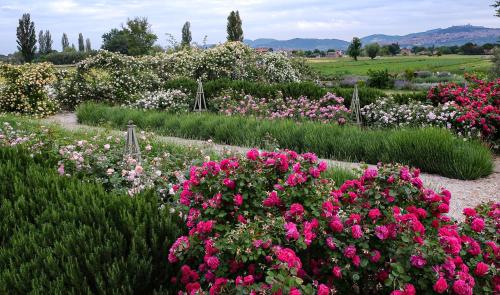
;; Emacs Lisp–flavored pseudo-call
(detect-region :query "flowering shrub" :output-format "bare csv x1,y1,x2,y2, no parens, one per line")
168,150,499,294
56,43,308,108
0,119,207,198
129,89,191,112
214,91,350,124
362,95,498,148
271,93,350,123
427,76,500,144
0,63,59,117
256,51,301,83
361,97,458,129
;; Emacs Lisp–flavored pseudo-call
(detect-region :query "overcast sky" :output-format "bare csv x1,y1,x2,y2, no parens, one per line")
0,0,498,54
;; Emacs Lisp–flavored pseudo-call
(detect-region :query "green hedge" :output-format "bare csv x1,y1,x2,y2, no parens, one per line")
76,103,494,180
38,51,94,65
162,78,393,107
391,91,428,104
164,78,325,100
0,147,185,294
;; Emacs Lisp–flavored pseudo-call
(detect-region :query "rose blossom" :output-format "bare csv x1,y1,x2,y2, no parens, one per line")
470,217,485,232
433,277,448,293
343,245,356,258
375,225,389,240
317,284,330,295
474,262,489,276
410,255,427,269
351,225,363,239
452,280,472,295
233,194,243,207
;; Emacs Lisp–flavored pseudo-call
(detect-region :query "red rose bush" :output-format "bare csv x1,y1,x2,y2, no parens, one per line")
169,149,499,294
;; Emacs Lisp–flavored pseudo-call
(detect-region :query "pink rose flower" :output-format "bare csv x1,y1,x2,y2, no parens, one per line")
433,277,448,293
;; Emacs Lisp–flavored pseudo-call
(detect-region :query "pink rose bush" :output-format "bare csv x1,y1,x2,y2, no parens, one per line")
213,91,350,124
169,149,499,294
427,75,500,145
0,120,205,198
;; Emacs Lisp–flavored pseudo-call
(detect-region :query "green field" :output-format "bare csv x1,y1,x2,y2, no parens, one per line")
307,55,492,77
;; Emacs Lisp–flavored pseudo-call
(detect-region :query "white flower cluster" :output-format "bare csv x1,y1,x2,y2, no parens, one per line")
361,97,457,129
129,89,191,113
56,42,307,108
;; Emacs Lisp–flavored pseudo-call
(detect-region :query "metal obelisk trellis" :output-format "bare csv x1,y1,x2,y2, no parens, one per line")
193,78,207,112
124,120,142,163
350,85,362,125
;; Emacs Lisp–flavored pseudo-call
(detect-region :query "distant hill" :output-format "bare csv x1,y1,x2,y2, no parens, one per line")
361,25,500,47
244,38,349,51
244,25,500,50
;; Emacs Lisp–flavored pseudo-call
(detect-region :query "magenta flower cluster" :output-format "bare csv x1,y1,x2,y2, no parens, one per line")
167,149,499,294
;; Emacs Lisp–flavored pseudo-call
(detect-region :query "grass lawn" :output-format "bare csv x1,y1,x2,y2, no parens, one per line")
307,55,492,77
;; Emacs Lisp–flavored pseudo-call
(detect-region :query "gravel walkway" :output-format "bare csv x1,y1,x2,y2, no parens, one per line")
44,113,499,220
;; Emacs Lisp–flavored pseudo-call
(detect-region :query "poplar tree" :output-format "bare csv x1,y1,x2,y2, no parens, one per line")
61,33,69,51
85,38,92,52
16,13,37,62
38,30,46,54
181,21,192,48
44,30,53,53
226,11,243,42
78,33,85,52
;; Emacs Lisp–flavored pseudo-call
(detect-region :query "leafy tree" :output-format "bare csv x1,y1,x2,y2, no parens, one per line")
102,29,129,54
61,33,69,51
387,43,401,56
38,30,46,54
85,38,92,52
494,1,500,17
347,37,362,61
365,43,380,59
78,33,85,52
102,17,157,56
16,13,37,63
227,10,243,42
38,30,53,55
181,21,192,48
460,43,484,55
124,17,158,55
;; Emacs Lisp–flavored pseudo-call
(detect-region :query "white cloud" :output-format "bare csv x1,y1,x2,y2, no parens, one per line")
0,0,498,54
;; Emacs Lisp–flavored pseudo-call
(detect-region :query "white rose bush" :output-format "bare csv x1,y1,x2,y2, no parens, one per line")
57,42,308,109
129,89,191,112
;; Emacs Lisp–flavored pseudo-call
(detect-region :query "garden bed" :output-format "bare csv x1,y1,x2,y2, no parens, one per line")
76,103,494,180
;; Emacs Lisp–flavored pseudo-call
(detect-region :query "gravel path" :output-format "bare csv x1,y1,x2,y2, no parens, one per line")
44,113,499,220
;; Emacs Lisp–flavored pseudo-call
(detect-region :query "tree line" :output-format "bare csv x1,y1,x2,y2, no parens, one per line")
100,10,243,55
343,38,497,61
12,10,244,63
15,13,93,63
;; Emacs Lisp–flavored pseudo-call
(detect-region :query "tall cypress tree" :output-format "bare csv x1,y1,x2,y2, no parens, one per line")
226,10,243,42
44,30,53,53
78,33,85,52
38,30,45,54
181,21,192,48
85,38,92,52
61,33,69,51
16,13,37,62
